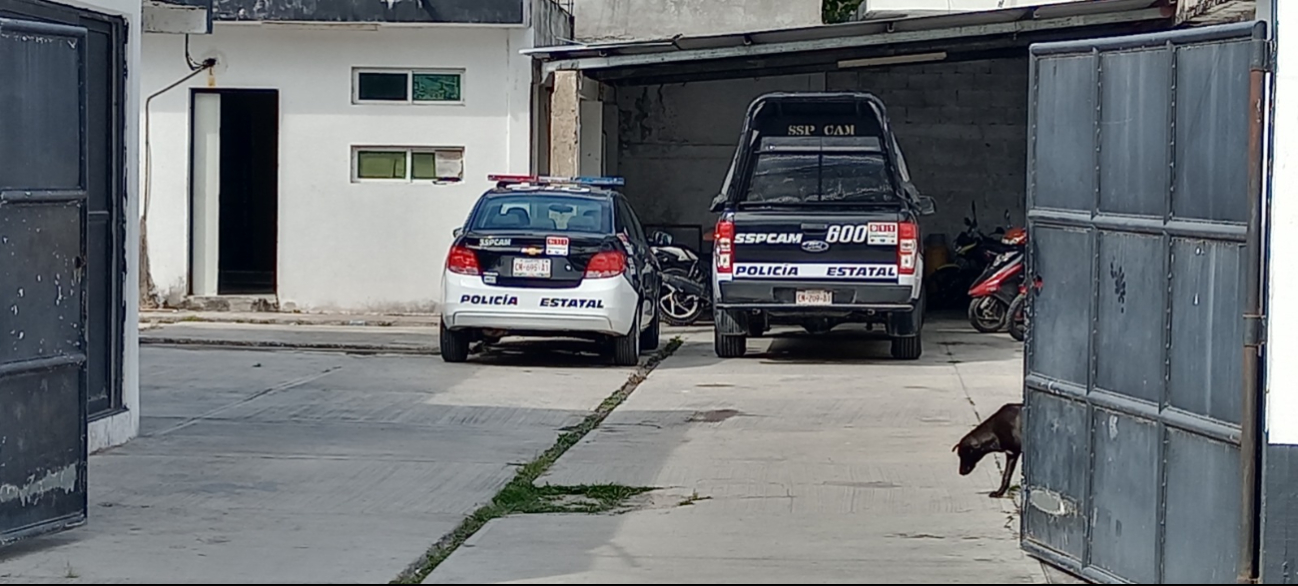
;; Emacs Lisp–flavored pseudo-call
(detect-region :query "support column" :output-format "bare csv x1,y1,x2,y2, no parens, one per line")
549,69,581,176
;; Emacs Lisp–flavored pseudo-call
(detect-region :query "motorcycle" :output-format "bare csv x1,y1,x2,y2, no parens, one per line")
650,231,711,326
966,225,1027,333
926,202,1015,310
1007,275,1041,343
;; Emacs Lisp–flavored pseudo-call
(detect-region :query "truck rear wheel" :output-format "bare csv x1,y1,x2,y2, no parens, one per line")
713,310,747,358
890,332,923,360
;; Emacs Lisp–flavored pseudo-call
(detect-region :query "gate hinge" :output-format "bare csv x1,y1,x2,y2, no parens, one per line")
1253,39,1275,73
1245,314,1267,348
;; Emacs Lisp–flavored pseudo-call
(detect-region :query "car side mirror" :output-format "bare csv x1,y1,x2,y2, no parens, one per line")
452,227,463,238
709,193,728,213
651,231,673,246
918,196,937,216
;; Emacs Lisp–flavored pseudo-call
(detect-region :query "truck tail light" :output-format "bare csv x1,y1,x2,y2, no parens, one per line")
714,217,735,276
898,222,918,276
585,250,626,279
447,244,481,276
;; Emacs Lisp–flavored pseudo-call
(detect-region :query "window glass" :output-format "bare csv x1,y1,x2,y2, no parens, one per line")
356,150,406,179
745,152,895,205
413,72,462,102
470,195,610,233
357,72,407,101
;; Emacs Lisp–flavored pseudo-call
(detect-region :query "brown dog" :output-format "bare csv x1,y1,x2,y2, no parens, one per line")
953,403,1022,498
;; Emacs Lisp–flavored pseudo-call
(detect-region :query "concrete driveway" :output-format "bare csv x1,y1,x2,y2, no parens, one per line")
428,319,1044,584
0,317,1046,584
0,340,641,583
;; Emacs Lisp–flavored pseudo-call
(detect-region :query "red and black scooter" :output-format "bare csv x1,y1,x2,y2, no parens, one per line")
966,227,1026,333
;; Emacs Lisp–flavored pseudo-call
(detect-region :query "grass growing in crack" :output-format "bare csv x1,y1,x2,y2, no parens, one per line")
391,336,684,585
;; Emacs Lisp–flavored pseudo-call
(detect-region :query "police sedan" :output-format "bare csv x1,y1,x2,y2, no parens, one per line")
439,175,661,366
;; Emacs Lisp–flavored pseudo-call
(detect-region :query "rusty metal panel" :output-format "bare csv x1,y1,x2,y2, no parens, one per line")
1095,231,1166,405
1024,21,1265,584
1098,49,1171,217
1168,239,1245,425
1173,39,1252,224
1164,428,1242,584
1031,54,1095,212
0,16,89,546
1089,409,1160,584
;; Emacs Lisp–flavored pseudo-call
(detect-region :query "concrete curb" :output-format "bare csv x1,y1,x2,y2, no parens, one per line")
139,336,437,355
140,311,440,328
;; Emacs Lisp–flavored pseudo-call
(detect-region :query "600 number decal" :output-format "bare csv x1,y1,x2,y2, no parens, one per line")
826,223,898,245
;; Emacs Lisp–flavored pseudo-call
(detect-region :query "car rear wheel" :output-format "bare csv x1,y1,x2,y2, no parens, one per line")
890,332,923,360
640,299,661,351
611,313,641,366
440,321,471,363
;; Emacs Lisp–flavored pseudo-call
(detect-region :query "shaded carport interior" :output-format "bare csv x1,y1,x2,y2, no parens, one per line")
528,0,1207,261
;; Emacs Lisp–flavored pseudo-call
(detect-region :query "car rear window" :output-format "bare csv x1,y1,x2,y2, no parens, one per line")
745,152,895,205
470,194,612,234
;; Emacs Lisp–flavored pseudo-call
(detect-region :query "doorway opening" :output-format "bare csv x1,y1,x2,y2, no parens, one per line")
190,89,279,296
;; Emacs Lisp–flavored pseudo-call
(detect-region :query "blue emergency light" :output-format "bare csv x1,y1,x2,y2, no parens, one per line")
488,174,626,188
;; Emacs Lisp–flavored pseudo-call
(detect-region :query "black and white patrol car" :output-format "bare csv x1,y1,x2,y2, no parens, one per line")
439,175,661,365
709,92,937,360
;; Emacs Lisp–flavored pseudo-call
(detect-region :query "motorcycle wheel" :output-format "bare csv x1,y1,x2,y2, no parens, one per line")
968,296,1008,333
660,268,705,326
1007,294,1026,342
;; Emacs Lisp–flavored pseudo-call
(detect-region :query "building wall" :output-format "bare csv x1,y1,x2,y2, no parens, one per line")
48,0,143,453
571,0,822,43
613,57,1029,243
828,57,1029,238
142,24,534,313
613,74,825,235
859,0,1079,15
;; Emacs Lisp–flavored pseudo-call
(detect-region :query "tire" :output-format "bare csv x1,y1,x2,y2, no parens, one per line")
713,314,747,358
439,321,471,363
660,268,705,326
610,312,641,367
1007,294,1026,342
968,296,1008,333
891,331,923,360
640,300,661,351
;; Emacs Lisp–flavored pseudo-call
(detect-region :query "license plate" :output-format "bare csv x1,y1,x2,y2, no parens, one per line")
513,258,551,278
796,290,833,305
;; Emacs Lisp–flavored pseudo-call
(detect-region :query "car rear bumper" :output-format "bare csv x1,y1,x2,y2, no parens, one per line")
716,280,917,309
441,273,639,336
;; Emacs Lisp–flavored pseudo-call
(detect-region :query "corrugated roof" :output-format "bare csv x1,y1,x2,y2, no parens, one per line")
526,0,1174,72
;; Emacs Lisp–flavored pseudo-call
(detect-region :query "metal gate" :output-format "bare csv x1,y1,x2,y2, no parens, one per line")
0,17,90,544
1022,22,1268,583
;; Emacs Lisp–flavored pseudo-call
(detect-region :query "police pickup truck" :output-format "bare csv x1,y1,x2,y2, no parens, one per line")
709,92,936,359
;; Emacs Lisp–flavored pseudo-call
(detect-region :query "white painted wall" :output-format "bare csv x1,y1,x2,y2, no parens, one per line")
571,0,821,42
1266,0,1298,445
141,23,534,313
861,0,1080,13
48,0,143,452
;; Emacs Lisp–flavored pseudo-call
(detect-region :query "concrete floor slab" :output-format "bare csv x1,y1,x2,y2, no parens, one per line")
0,343,637,584
429,319,1042,584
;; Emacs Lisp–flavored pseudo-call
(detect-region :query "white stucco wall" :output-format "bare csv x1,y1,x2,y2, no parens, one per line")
141,23,534,313
47,0,142,453
571,0,821,42
1266,0,1297,445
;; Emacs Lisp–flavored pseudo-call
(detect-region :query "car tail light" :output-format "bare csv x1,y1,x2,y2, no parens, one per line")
714,217,735,276
585,250,626,279
446,244,481,276
898,222,918,276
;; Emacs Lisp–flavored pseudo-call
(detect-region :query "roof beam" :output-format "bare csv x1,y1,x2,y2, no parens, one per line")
543,7,1171,74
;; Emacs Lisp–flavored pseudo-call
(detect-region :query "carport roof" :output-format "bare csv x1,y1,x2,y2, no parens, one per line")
526,0,1177,84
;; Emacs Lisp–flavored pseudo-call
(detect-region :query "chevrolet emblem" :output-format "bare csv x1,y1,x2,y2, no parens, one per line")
521,246,543,255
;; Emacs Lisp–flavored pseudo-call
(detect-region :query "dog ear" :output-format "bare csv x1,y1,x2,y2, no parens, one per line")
951,443,960,453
